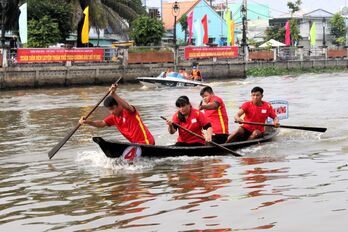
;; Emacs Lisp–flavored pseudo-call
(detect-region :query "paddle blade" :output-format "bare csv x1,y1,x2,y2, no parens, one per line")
279,125,327,133
48,124,81,159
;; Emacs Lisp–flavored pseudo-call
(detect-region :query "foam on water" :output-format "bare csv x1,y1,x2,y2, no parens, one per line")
76,150,156,174
75,149,227,174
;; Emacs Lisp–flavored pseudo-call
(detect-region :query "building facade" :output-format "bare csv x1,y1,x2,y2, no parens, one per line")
229,2,270,43
174,0,228,45
269,9,337,49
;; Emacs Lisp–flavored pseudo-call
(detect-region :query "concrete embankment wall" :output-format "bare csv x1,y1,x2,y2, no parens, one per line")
0,61,246,89
1,59,348,89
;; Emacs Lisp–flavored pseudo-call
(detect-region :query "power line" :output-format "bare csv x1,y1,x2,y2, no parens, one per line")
248,0,288,15
247,8,271,19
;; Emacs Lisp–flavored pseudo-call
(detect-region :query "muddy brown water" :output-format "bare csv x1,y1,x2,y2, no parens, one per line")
0,73,347,231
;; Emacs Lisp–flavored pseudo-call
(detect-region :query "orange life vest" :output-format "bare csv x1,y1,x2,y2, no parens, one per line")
191,69,202,81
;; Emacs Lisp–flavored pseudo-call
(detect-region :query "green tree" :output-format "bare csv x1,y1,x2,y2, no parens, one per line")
287,0,302,16
71,0,147,46
130,16,164,46
28,0,73,43
286,1,302,45
330,13,346,46
179,14,188,43
1,0,24,41
27,16,61,47
290,18,301,45
265,26,286,43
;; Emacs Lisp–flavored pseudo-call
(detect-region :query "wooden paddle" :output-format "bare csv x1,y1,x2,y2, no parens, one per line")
161,116,242,157
235,121,327,133
48,77,122,159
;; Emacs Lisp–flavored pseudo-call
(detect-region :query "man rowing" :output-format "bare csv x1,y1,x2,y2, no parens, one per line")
199,86,229,144
166,96,212,146
79,84,155,145
226,86,279,142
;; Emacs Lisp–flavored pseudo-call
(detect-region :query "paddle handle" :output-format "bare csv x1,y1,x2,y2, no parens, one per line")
161,116,241,157
235,121,327,133
48,77,122,159
84,77,122,120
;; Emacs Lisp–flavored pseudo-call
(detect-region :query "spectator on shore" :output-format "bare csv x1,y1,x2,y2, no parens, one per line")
10,36,18,49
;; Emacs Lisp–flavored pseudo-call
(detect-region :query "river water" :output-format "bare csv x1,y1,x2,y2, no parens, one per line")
0,73,347,231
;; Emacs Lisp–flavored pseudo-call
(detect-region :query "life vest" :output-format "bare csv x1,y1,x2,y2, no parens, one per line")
191,69,202,81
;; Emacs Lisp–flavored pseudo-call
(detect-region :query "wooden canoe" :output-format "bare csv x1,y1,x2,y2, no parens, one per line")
92,128,279,159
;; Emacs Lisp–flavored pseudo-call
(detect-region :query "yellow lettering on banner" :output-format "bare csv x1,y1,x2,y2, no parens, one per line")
17,49,105,62
51,55,58,60
187,48,237,59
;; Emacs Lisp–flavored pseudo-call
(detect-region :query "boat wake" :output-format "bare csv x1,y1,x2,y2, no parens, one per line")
75,149,240,173
277,129,324,141
76,150,156,174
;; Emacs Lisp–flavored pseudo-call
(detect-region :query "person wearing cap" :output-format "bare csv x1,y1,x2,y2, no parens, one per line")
166,96,212,146
199,86,229,144
79,83,155,145
190,65,202,81
226,86,279,142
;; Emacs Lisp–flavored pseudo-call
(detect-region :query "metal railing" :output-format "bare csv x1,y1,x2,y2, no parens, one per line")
3,46,348,68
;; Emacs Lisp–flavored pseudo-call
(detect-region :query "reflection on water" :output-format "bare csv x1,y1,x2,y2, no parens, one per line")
1,73,348,231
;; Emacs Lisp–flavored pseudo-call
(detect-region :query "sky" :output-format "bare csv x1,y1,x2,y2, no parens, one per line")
142,0,347,17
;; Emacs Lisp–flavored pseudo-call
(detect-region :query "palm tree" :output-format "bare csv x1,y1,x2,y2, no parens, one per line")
71,0,146,46
1,0,22,42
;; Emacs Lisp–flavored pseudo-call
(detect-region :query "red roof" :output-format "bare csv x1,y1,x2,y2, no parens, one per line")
162,0,200,30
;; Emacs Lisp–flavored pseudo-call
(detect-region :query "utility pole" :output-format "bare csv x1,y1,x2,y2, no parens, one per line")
241,0,248,62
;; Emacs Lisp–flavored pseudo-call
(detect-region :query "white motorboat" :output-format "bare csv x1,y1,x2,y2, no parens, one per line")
136,72,207,88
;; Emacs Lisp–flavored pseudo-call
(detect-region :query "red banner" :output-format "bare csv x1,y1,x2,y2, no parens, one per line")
184,46,238,59
16,48,104,63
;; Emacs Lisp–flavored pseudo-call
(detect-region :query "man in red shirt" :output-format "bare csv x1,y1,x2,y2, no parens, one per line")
227,86,279,142
79,84,155,145
199,86,229,144
166,96,212,146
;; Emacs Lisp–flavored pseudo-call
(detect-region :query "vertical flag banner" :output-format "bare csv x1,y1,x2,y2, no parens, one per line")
230,20,235,46
285,20,291,46
81,6,89,44
224,10,231,45
187,11,194,44
310,22,316,47
194,20,202,46
201,15,208,44
19,3,28,44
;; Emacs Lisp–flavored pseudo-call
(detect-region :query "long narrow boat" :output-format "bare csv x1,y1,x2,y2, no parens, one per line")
93,128,279,159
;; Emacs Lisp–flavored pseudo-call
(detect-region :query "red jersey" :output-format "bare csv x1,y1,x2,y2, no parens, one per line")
202,95,229,135
241,101,277,133
172,107,210,144
104,108,155,145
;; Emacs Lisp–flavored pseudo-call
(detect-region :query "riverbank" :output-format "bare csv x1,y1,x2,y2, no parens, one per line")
1,59,348,89
247,65,348,76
